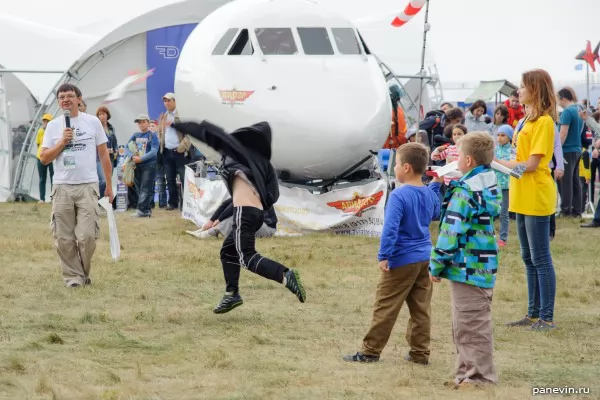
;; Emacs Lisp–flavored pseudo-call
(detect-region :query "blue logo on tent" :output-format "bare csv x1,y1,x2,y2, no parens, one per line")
146,24,197,120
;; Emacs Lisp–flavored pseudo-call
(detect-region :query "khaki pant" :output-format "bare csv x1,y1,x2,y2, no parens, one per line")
50,183,100,286
451,281,498,384
360,261,432,363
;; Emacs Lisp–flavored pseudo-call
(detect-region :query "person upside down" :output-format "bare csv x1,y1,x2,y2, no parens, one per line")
172,120,306,313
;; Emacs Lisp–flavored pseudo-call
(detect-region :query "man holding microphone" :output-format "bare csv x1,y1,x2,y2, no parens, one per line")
39,83,114,287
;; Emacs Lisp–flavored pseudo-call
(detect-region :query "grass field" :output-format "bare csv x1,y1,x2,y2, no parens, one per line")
0,203,599,400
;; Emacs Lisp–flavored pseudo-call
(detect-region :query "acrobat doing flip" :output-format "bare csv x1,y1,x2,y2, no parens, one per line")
172,120,306,314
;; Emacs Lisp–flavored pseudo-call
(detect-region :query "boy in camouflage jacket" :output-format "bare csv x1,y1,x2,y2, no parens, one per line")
429,132,501,388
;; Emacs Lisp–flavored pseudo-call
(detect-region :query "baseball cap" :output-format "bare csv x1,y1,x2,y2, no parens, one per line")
134,114,150,123
42,113,53,121
162,92,175,100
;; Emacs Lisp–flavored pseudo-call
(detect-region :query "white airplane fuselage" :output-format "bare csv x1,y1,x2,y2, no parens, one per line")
175,0,392,181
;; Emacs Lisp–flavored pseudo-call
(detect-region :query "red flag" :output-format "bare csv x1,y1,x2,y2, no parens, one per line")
575,40,598,72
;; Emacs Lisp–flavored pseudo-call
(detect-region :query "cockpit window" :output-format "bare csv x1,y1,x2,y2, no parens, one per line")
332,28,361,55
297,27,334,55
255,28,298,55
229,29,254,55
212,28,238,55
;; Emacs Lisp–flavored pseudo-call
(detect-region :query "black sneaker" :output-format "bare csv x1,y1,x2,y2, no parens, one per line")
342,352,380,363
213,293,243,314
285,269,306,303
84,277,92,286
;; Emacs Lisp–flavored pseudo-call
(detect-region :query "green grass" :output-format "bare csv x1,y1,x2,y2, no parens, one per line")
0,203,598,399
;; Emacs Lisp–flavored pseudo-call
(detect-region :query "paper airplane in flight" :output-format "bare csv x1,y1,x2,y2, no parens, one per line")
102,68,155,104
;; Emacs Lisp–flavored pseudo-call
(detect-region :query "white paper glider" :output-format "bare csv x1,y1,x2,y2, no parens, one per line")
426,161,526,179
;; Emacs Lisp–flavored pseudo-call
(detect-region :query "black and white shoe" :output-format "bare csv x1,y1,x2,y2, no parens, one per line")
285,269,306,303
213,293,244,314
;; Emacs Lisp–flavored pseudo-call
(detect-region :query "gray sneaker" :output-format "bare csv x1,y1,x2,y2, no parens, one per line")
531,320,556,331
506,316,537,327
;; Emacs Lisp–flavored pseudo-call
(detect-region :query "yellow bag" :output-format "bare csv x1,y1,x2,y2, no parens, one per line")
123,159,136,187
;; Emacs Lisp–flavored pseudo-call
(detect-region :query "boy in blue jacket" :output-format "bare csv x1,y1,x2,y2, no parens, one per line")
430,132,501,387
125,114,159,218
344,143,442,365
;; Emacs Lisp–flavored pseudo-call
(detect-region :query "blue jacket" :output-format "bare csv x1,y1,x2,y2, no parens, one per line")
494,143,513,190
378,183,441,268
430,165,502,289
125,131,159,165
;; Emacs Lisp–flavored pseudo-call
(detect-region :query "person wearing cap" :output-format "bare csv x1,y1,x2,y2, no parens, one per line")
124,114,159,217
494,124,515,247
35,113,55,203
158,92,191,211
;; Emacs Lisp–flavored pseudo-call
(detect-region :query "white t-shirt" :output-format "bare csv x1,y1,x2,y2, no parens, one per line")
41,112,108,185
165,110,180,149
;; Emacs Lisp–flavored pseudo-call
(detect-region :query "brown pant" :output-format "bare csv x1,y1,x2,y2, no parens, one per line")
360,261,432,363
50,183,100,286
451,281,498,384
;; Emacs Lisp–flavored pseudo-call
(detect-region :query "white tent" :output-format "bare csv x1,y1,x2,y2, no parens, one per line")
0,66,40,201
0,14,101,201
11,0,439,201
0,14,100,101
11,0,235,201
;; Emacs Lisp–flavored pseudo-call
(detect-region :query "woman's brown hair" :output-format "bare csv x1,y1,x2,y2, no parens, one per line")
521,69,557,122
493,104,509,124
96,106,111,121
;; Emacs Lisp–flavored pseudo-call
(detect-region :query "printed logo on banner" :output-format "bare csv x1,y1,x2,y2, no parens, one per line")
327,191,385,217
155,45,180,59
219,90,255,107
187,178,205,200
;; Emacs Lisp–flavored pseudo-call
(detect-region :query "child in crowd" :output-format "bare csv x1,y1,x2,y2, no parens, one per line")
430,132,501,388
494,125,515,246
431,124,467,186
172,120,306,313
343,143,442,364
488,104,510,144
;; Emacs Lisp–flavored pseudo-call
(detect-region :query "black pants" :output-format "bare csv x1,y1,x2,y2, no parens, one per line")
591,158,599,204
221,206,288,294
37,159,54,201
557,152,582,215
163,149,187,209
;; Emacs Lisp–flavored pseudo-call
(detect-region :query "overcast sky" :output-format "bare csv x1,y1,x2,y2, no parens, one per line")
1,0,599,98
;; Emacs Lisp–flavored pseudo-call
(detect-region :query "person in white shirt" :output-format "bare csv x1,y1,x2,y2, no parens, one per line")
40,83,114,288
158,92,192,211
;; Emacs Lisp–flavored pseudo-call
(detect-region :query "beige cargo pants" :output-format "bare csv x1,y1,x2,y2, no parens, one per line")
451,281,498,385
50,183,100,286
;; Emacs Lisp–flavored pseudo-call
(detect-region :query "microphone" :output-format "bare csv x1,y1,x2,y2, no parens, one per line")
64,110,71,128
